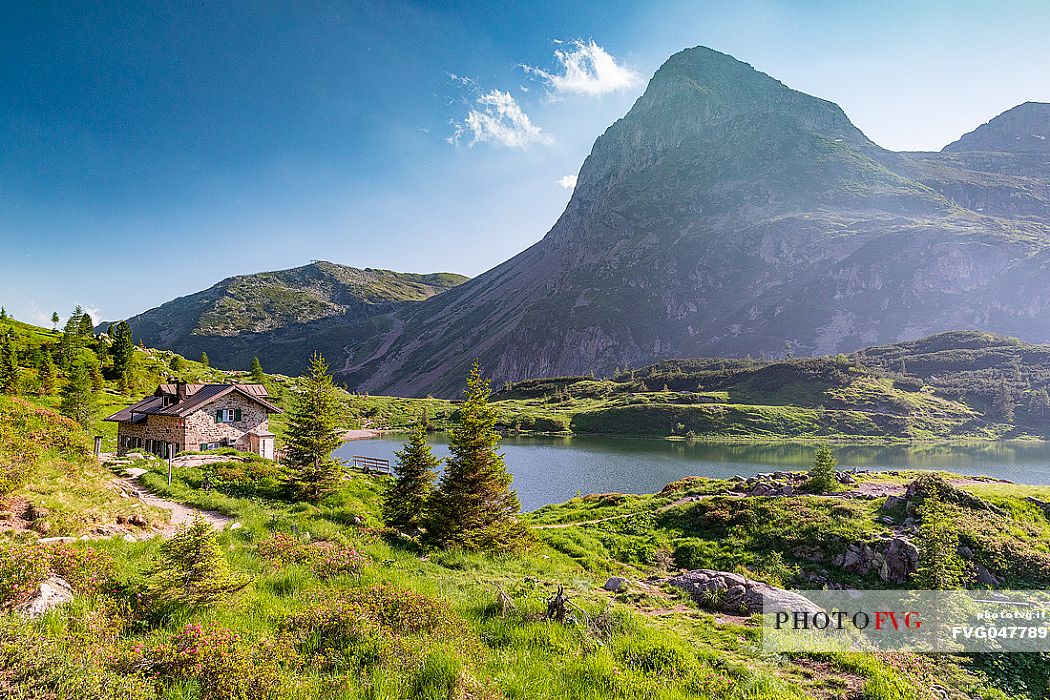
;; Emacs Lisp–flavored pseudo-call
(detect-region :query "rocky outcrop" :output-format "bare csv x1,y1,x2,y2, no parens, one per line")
14,576,73,618
831,537,919,585
730,470,861,497
668,569,822,615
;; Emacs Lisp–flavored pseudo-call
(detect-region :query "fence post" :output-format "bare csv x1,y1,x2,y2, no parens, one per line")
167,443,173,486
93,436,102,460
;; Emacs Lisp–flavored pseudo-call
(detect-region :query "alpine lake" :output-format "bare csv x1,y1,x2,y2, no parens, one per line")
335,434,1050,511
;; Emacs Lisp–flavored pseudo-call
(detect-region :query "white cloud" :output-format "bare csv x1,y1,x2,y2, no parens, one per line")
449,89,553,148
556,174,578,189
524,40,641,98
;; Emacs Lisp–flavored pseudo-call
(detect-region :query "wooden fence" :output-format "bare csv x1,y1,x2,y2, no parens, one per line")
351,455,393,474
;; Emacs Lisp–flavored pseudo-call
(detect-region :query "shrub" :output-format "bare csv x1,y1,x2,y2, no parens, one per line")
257,532,365,579
0,539,49,608
285,585,474,671
201,457,288,499
116,623,283,700
45,542,117,596
0,612,155,700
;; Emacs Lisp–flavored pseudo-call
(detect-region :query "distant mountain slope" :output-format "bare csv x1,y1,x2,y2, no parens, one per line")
108,262,466,372
336,47,1050,396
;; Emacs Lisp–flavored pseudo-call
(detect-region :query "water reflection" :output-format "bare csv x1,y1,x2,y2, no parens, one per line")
334,435,1050,511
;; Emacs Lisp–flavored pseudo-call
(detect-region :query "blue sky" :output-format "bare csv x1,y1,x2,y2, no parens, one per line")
2,0,1049,325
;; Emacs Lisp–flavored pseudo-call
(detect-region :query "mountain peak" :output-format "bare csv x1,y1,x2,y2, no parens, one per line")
943,102,1050,153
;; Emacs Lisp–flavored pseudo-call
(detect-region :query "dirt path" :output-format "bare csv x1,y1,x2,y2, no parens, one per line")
116,473,232,536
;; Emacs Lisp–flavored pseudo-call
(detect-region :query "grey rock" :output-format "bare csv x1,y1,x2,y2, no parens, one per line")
603,576,628,593
15,577,73,618
974,563,1000,587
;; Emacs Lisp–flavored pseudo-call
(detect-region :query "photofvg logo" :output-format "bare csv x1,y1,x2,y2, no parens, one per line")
762,590,1050,653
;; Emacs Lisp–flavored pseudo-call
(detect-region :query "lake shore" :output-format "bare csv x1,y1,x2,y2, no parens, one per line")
340,428,384,441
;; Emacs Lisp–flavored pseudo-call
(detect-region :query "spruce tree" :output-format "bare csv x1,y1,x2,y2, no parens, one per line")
77,312,94,336
199,351,210,368
0,334,18,394
250,356,265,383
60,359,96,428
913,486,967,590
806,444,839,493
51,312,59,330
285,353,344,502
383,411,440,532
0,307,6,321
111,320,135,391
425,362,530,552
88,356,105,391
38,351,57,395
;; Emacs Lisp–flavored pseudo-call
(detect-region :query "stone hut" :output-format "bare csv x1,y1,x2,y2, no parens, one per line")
105,382,282,459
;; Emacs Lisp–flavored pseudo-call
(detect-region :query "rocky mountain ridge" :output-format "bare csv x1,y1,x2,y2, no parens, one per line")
120,47,1050,396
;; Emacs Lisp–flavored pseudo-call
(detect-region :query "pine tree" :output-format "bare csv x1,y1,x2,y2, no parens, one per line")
0,307,6,321
382,411,440,532
992,377,1016,423
1029,387,1050,422
250,356,265,383
806,444,839,493
199,351,210,368
60,359,96,428
912,486,967,590
146,517,248,608
111,320,134,391
0,334,18,394
51,312,60,330
58,308,83,369
37,351,57,395
285,353,344,502
425,362,530,552
88,356,105,391
77,312,94,336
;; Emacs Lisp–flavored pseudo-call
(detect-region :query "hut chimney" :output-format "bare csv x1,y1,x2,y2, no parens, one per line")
176,379,187,404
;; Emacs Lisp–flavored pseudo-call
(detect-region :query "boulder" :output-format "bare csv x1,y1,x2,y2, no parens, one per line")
974,563,1001,587
603,576,628,593
15,577,73,618
667,569,822,615
882,495,908,512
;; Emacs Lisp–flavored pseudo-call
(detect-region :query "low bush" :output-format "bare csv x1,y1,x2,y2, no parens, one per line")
0,539,49,608
115,623,284,700
45,542,117,596
257,531,366,579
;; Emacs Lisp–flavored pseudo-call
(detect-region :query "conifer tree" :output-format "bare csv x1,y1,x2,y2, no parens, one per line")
51,312,59,330
383,411,440,532
0,307,6,321
60,359,96,428
199,351,210,368
806,444,839,493
250,356,265,383
285,353,344,502
146,517,248,607
88,356,105,391
169,355,183,372
111,320,135,391
425,362,530,552
0,334,18,394
37,351,57,395
77,312,94,336
913,486,967,590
